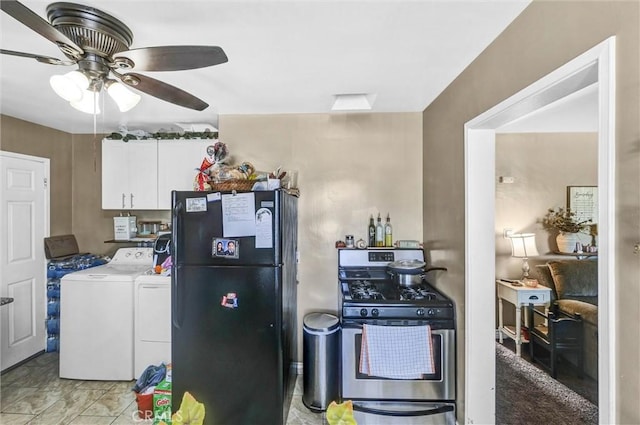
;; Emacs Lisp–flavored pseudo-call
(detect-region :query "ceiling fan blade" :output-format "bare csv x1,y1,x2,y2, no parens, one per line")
1,0,84,58
1,49,74,65
117,72,209,111
113,46,228,72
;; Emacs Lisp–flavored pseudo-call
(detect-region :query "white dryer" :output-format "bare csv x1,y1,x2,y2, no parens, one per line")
134,270,171,377
60,247,153,380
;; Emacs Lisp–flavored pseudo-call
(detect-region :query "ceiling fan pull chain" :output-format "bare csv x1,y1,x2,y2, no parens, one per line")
93,135,97,173
92,91,98,136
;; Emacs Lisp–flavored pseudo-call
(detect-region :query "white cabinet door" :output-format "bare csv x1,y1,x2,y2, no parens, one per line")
102,139,158,209
157,139,213,209
102,139,131,209
128,141,158,209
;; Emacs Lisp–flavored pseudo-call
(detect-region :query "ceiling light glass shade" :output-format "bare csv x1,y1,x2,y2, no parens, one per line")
70,90,101,114
67,71,90,90
107,81,141,112
49,71,89,102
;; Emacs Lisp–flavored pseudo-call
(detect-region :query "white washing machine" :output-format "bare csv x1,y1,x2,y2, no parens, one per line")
60,247,153,380
134,270,171,377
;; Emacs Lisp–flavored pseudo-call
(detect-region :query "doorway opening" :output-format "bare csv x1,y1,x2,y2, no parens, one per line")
463,37,616,424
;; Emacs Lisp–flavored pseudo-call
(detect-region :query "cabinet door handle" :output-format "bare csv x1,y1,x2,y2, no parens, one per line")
121,193,125,209
130,193,134,208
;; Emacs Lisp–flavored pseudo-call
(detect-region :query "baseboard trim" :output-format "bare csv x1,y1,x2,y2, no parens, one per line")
1,350,45,375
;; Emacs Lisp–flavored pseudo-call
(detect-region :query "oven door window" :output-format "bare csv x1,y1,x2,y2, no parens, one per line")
354,333,442,381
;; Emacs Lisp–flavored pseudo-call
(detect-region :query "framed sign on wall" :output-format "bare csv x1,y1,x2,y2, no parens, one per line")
567,186,598,224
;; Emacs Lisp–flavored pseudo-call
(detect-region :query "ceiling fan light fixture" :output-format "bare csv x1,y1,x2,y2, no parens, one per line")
106,81,141,112
70,90,101,114
49,70,88,102
3,2,228,113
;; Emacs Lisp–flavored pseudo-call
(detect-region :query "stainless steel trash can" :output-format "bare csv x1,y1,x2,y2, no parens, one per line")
302,312,340,411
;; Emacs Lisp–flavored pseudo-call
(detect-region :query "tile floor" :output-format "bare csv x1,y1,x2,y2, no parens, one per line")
1,353,325,425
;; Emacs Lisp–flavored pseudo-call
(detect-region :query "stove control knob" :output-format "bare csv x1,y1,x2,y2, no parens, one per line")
416,308,425,317
360,308,368,317
427,309,436,317
371,308,379,317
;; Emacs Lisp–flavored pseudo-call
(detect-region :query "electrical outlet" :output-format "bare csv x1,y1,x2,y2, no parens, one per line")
503,228,514,239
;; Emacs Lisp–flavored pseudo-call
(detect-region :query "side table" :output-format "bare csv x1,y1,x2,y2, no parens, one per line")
496,279,552,356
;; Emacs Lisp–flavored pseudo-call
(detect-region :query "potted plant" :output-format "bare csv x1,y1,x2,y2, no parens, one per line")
542,207,591,253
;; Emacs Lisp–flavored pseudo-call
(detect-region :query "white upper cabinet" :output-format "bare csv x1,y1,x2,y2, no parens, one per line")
157,139,212,209
102,138,215,210
102,139,159,209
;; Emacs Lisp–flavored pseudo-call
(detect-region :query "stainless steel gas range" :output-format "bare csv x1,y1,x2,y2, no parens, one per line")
338,248,456,425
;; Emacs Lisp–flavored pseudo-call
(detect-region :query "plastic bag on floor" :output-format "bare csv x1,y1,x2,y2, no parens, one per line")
132,363,167,393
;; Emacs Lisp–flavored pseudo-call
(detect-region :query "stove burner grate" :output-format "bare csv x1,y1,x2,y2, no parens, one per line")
349,281,385,300
400,286,439,301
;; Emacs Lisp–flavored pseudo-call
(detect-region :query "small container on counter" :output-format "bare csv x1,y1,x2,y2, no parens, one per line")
345,235,354,248
138,221,162,236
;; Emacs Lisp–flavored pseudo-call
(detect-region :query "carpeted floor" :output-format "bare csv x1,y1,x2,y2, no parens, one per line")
496,343,598,425
499,338,598,405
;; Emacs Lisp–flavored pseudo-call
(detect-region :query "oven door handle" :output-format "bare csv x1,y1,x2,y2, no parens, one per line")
353,403,454,417
341,322,363,330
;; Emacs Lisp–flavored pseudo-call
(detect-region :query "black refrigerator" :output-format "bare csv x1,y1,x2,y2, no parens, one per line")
171,189,298,425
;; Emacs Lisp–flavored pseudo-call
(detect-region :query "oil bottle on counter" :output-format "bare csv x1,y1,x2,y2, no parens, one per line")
385,213,393,247
368,215,376,247
375,213,384,247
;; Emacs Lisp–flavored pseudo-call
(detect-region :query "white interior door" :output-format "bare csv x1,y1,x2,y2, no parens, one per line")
0,151,50,371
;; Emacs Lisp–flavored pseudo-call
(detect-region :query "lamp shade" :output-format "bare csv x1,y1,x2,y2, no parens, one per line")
509,233,539,258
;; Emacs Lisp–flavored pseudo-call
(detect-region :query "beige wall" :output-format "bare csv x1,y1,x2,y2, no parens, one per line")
0,114,73,236
69,134,172,256
495,132,597,327
423,1,639,422
68,113,423,359
73,113,422,342
70,133,120,256
0,117,136,255
495,132,598,278
3,112,423,363
220,113,424,357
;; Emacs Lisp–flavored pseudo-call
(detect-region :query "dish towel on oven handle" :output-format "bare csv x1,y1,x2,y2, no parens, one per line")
359,324,435,379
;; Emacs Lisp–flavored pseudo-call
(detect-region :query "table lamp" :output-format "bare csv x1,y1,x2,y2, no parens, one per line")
508,233,540,279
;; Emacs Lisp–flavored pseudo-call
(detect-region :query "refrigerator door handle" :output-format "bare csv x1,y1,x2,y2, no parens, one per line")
172,200,184,329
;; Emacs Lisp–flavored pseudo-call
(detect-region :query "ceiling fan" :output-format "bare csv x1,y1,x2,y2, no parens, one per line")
0,0,228,112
